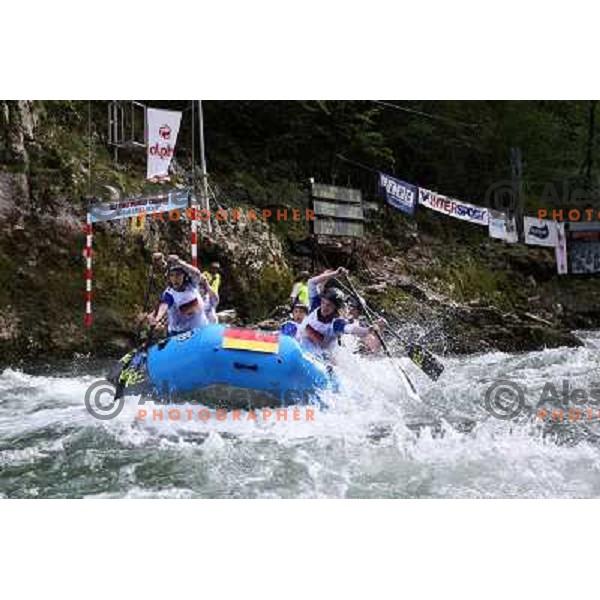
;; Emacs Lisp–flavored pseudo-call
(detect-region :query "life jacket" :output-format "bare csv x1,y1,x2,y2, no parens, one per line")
291,281,309,305
163,284,206,334
203,271,221,294
298,308,347,352
297,283,309,305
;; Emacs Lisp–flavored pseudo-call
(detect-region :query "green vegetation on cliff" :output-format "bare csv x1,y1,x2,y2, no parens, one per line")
2,100,600,361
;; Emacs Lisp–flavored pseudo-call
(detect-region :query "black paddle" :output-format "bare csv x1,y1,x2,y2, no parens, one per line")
388,330,445,381
339,276,445,381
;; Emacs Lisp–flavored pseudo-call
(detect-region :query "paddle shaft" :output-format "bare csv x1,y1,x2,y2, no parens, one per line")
342,276,393,358
342,274,420,394
339,275,444,380
136,262,168,347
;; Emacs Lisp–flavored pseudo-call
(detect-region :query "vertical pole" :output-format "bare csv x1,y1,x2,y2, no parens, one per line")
113,102,119,162
131,101,135,145
84,212,93,327
191,100,196,191
143,105,147,145
85,104,94,328
511,147,524,241
191,101,197,267
309,178,316,272
198,100,212,234
191,206,198,268
586,100,596,188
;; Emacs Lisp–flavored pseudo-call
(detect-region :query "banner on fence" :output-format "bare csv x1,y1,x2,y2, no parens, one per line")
523,217,557,247
489,210,518,243
418,187,489,226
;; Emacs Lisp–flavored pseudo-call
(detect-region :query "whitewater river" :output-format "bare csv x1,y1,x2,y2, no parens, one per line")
2,332,600,498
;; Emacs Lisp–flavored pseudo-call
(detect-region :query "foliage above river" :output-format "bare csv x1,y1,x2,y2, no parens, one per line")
2,100,600,363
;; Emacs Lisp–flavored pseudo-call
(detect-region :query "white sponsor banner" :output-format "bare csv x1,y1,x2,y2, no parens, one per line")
555,222,568,274
523,217,557,247
146,108,182,181
88,190,191,223
418,187,489,226
489,210,518,243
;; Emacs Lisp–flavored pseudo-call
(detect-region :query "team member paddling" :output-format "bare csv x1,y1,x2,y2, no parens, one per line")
149,254,209,335
298,267,383,356
280,301,310,340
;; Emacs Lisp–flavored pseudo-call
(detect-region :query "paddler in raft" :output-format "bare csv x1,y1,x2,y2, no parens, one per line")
296,267,384,357
148,254,214,336
200,261,221,324
109,254,214,394
345,296,381,354
280,300,310,341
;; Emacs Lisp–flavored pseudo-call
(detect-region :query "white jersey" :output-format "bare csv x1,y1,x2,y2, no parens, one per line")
162,284,206,334
298,308,349,353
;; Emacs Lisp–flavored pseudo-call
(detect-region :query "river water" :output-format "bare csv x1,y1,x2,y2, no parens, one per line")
2,332,600,498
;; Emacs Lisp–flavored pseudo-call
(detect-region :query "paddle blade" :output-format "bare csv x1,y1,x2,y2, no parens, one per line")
407,343,445,380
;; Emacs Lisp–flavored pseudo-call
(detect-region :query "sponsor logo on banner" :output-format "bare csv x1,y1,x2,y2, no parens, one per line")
489,210,518,243
555,222,568,274
88,190,191,223
378,173,417,215
158,125,171,140
523,217,557,247
418,187,489,226
146,108,182,181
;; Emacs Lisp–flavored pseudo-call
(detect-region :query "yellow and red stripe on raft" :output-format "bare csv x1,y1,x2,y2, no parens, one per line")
222,328,280,353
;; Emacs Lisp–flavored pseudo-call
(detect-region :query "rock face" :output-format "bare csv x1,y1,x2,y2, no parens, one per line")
1,101,600,364
0,100,36,164
0,171,29,219
0,102,293,363
344,231,591,356
209,212,292,320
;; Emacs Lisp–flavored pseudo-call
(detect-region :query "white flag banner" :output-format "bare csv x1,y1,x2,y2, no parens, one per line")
523,217,557,247
146,108,182,181
418,187,489,226
555,222,568,274
489,210,518,243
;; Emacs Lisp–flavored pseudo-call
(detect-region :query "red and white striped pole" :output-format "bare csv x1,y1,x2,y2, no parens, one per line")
190,205,198,268
84,212,93,327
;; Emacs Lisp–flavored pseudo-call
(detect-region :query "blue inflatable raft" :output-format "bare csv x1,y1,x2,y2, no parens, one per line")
138,324,331,409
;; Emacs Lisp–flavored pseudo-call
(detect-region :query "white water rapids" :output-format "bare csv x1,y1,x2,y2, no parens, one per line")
2,332,600,498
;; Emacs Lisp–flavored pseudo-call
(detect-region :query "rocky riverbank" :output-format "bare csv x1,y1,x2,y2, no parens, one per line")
1,100,599,365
